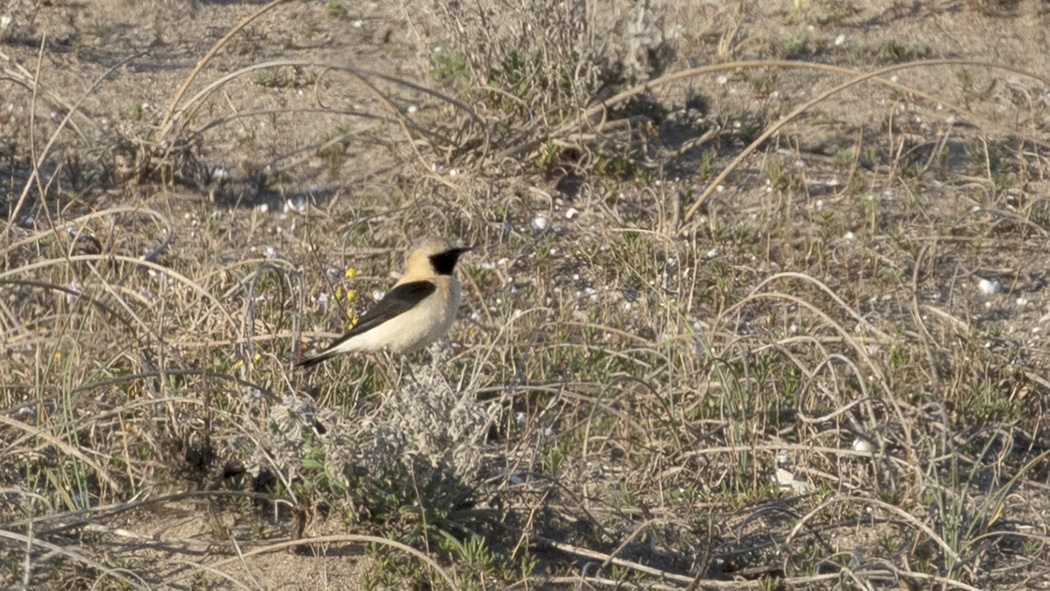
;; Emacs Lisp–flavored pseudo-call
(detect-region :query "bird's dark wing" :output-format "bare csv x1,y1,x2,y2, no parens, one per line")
298,281,436,367
342,280,436,336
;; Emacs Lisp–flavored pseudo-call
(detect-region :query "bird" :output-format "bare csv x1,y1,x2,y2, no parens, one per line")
297,238,472,369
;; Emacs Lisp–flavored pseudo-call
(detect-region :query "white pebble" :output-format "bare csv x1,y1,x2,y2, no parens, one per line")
978,279,1001,295
853,438,873,454
531,216,550,232
565,207,580,219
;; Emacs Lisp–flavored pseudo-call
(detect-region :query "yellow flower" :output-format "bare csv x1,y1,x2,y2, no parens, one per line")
345,289,356,302
345,267,357,279
335,286,344,300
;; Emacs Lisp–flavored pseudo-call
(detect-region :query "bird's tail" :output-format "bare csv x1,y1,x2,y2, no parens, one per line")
296,349,337,369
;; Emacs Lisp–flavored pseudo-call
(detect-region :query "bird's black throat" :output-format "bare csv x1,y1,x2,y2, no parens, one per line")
429,247,470,275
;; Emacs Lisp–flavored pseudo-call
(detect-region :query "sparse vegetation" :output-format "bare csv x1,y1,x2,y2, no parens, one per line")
2,1,1050,590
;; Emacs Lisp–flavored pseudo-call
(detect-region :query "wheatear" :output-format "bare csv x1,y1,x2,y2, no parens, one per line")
298,239,472,368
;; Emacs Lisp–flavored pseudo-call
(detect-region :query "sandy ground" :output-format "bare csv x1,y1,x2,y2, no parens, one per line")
3,1,1050,589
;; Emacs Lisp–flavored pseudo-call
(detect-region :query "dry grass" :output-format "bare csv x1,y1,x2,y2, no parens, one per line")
3,0,1050,590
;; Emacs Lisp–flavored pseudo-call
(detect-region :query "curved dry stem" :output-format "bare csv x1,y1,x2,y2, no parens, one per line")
193,107,429,136
0,253,242,343
786,494,960,564
484,57,1048,222
157,0,293,136
796,351,883,445
1,396,203,454
3,490,286,535
177,533,457,590
714,278,920,482
868,557,986,591
2,50,144,249
163,59,481,144
0,528,149,591
534,534,694,584
67,368,279,403
736,272,894,341
169,559,255,591
680,59,1050,223
242,262,302,368
678,441,881,461
0,58,87,140
0,278,135,333
0,414,120,491
717,292,888,393
2,206,172,267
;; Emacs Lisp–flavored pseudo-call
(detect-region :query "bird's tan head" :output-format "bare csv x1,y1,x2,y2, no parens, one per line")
405,238,472,277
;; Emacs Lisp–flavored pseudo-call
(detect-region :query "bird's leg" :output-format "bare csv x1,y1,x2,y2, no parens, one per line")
387,350,417,385
426,338,453,374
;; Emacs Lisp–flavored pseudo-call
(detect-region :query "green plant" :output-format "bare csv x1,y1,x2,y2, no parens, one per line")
698,150,716,180
430,50,470,89
399,465,496,546
879,40,929,62
764,159,791,191
439,533,516,589
782,30,810,56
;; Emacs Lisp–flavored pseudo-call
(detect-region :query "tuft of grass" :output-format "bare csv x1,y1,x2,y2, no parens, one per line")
781,30,811,57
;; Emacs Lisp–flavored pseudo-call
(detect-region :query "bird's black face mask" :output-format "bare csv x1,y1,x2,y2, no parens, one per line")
429,247,472,275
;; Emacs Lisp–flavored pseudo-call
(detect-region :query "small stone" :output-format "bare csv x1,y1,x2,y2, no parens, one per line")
978,279,1001,295
853,438,873,454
